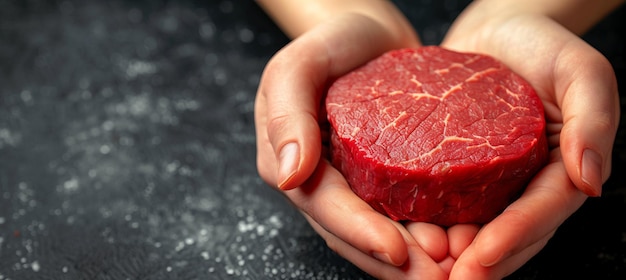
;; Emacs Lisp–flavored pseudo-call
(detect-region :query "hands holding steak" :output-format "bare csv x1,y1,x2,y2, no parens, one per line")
433,1,622,277
255,2,434,278
254,0,622,279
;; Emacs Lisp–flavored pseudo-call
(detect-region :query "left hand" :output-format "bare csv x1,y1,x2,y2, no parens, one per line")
405,2,620,278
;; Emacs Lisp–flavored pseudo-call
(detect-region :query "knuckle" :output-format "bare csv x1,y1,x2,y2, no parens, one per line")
265,114,292,141
595,113,617,134
323,235,342,255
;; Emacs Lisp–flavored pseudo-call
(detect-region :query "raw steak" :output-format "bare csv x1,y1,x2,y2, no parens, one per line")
326,46,548,226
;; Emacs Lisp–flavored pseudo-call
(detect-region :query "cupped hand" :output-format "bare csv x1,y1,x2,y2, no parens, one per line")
407,3,620,279
255,2,620,279
255,12,451,279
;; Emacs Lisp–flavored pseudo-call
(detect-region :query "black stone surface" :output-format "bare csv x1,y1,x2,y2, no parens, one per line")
0,1,624,279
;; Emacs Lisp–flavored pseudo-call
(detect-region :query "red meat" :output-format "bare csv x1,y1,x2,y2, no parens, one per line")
326,46,548,226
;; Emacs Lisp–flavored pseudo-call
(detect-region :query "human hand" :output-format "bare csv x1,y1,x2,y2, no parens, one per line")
404,2,620,278
255,11,453,279
255,0,620,278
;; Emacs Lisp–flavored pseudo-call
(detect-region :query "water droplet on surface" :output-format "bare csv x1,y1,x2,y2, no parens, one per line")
199,23,216,40
175,241,185,251
102,120,114,131
63,178,79,192
161,16,178,33
31,261,40,272
99,144,111,154
20,90,33,104
225,266,235,275
238,28,254,43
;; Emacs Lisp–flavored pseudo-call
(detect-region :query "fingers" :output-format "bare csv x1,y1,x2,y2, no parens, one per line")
405,222,479,275
470,153,586,270
255,39,326,190
256,13,420,190
449,230,554,280
286,160,409,266
405,222,449,262
498,23,621,197
254,11,425,279
436,8,619,279
304,211,448,280
554,44,620,196
256,87,322,190
447,224,480,260
443,14,620,197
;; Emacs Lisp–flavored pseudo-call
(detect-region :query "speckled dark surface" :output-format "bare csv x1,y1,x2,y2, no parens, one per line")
0,1,624,279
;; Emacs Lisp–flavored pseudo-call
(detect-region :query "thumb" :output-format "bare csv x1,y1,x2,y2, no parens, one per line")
259,14,421,190
267,112,322,190
557,44,620,197
258,43,326,190
445,16,620,197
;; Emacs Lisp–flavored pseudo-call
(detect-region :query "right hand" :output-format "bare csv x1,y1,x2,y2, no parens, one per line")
254,12,450,279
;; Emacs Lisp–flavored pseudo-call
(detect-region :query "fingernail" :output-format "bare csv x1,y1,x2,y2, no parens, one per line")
372,251,397,266
277,142,299,190
581,149,603,197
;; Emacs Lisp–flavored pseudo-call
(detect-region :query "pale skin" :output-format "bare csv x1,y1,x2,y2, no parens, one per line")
254,0,623,279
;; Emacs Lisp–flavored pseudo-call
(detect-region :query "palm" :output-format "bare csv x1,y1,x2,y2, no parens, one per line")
255,7,618,279
402,12,618,279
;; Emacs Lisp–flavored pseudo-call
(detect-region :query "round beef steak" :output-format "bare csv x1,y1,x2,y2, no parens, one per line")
326,46,548,226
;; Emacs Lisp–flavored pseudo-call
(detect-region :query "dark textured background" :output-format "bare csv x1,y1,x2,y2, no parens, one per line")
0,1,624,279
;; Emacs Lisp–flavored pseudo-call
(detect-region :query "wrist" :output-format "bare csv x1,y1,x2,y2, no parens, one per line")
468,0,624,35
257,0,419,46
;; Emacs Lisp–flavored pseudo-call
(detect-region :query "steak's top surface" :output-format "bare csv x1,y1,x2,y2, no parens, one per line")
326,47,545,172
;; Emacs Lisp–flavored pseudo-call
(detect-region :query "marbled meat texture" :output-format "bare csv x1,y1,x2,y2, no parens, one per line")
326,46,548,226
